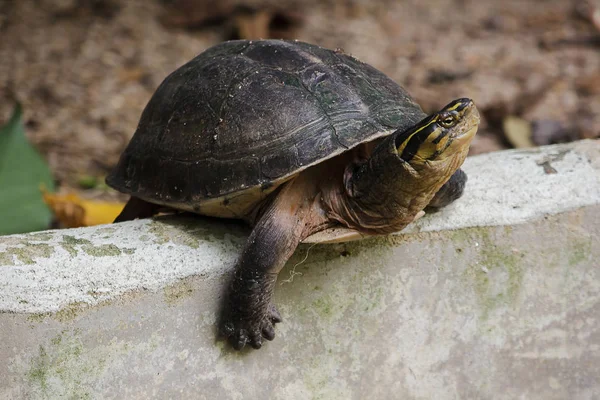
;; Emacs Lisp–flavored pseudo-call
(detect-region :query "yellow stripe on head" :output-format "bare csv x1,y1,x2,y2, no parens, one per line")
394,98,477,164
395,117,438,155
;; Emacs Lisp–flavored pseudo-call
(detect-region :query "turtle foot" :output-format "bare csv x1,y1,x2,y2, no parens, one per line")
220,303,282,350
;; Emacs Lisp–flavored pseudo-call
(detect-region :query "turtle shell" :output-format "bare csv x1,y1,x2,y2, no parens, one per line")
107,40,425,217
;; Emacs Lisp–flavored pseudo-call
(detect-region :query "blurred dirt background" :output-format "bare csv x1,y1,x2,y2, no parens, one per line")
1,0,599,198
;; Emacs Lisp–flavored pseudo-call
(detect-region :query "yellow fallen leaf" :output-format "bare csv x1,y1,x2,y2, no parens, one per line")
41,187,125,228
503,116,534,149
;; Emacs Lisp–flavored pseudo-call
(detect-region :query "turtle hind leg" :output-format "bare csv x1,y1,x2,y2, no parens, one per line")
427,168,468,209
114,196,161,223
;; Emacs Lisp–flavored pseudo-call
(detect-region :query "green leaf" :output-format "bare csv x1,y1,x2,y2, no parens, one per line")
0,104,55,235
77,174,99,189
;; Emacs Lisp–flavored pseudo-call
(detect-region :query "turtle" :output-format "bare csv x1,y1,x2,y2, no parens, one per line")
107,39,480,350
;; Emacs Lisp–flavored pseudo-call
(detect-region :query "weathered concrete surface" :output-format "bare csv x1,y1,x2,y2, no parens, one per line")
1,140,599,399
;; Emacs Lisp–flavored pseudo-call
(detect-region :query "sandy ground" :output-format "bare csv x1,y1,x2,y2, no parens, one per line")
0,0,599,195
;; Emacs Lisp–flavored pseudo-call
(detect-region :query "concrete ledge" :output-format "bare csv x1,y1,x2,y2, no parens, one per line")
1,140,600,399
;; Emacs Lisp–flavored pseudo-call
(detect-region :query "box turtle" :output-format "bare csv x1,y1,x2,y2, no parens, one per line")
107,39,480,350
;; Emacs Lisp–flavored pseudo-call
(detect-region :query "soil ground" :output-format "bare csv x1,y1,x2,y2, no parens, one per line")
1,0,599,199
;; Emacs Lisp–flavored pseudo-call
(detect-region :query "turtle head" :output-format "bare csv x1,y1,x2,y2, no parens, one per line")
395,98,479,169
336,98,479,234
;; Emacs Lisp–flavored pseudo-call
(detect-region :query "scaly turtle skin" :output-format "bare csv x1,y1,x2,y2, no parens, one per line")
107,40,480,350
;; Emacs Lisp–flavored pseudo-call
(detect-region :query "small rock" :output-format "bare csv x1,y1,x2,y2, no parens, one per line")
531,120,579,146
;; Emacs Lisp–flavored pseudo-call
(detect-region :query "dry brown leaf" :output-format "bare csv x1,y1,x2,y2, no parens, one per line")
117,67,147,83
576,0,600,31
42,187,125,228
503,116,534,149
235,9,272,40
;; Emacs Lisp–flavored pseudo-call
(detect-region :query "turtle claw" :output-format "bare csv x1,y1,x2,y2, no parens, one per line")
249,330,263,349
232,331,248,351
269,304,282,323
262,324,275,341
220,303,281,350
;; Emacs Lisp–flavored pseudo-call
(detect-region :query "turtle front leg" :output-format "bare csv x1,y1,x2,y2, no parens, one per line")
219,185,315,350
427,168,468,209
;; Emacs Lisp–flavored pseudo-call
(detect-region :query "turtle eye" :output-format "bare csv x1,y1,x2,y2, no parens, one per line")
439,114,456,128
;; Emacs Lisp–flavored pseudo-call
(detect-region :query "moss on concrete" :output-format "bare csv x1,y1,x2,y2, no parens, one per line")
451,227,524,320
27,232,54,241
148,216,248,249
27,302,90,324
82,243,123,257
26,329,102,400
0,243,54,265
27,313,48,323
163,279,194,305
0,229,138,267
312,296,335,318
568,237,592,266
28,345,50,393
97,227,116,235
59,235,92,257
288,234,403,267
0,251,13,265
54,302,89,323
59,235,135,258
